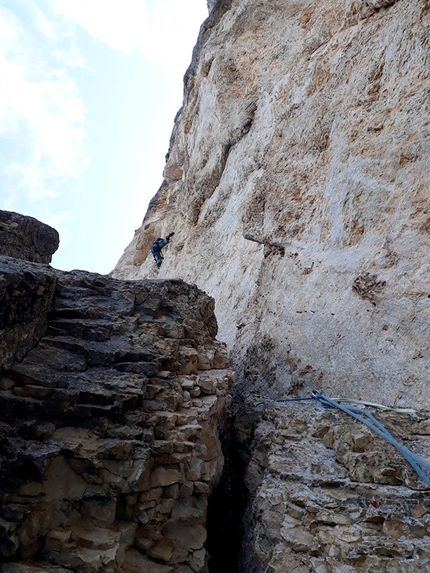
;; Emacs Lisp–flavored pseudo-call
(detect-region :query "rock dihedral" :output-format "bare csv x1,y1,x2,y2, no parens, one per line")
112,0,430,411
0,211,59,264
0,258,235,572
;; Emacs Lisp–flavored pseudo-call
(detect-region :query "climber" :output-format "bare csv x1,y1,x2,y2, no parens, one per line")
150,232,175,268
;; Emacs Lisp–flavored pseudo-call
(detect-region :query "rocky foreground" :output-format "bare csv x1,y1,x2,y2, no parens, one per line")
3,249,430,573
0,249,235,572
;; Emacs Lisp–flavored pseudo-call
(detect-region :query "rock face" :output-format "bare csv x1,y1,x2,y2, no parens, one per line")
0,211,59,264
111,2,430,570
206,0,217,13
0,257,57,371
0,261,235,572
237,402,430,573
112,0,430,411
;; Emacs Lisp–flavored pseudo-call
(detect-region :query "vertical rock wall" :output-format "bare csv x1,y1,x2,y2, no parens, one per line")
0,262,235,573
112,0,430,410
0,258,56,371
0,210,59,369
110,3,430,570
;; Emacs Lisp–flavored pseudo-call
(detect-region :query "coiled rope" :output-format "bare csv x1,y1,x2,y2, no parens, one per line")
264,391,430,489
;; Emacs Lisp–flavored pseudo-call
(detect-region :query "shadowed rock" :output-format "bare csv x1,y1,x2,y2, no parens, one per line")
0,265,234,573
0,210,59,264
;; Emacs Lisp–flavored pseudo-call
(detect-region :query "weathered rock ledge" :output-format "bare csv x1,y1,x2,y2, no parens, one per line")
0,211,59,264
0,259,235,573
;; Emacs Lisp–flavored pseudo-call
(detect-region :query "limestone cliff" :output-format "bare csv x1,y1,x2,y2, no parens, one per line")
111,1,430,571
113,0,430,411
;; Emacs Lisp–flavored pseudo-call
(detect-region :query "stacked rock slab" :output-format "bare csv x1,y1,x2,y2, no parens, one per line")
236,402,430,572
0,260,235,573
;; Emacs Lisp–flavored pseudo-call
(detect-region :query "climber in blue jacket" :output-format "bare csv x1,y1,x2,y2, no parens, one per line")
150,232,175,268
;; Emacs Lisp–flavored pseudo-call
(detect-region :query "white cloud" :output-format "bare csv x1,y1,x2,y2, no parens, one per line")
0,0,207,206
49,0,149,52
0,0,207,273
49,0,208,76
0,3,87,203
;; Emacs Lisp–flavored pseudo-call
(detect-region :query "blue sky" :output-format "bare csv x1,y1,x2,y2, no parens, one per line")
0,0,207,273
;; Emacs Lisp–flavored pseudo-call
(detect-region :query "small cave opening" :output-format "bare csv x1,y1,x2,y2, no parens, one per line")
206,413,251,573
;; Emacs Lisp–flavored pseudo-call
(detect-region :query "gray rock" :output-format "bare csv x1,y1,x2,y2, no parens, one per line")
207,0,217,13
0,256,57,370
0,211,59,263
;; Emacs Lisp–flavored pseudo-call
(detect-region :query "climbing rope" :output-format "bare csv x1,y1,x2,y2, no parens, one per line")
313,391,430,489
260,391,430,489
319,395,416,414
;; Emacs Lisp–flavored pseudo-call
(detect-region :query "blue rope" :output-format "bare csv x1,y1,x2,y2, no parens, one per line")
314,392,430,489
256,396,336,408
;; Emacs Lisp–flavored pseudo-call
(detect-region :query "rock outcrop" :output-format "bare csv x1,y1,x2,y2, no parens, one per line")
0,258,235,572
0,211,59,264
0,257,57,371
237,401,430,573
111,1,430,570
112,0,430,411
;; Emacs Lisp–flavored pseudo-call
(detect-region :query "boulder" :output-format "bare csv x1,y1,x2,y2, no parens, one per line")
0,211,59,263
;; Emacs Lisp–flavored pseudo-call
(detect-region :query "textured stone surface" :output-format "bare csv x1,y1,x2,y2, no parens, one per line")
0,256,57,371
111,2,430,569
237,401,430,573
0,269,235,572
207,0,216,13
0,211,59,264
113,0,430,410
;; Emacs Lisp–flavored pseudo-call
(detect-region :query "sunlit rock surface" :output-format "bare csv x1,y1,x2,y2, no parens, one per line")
112,1,430,569
0,266,234,573
113,0,430,410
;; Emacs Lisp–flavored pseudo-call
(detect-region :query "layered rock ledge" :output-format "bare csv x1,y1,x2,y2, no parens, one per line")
0,260,235,573
236,401,430,572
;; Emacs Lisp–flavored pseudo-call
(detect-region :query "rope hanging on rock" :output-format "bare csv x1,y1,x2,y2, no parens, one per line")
312,391,430,489
269,391,430,489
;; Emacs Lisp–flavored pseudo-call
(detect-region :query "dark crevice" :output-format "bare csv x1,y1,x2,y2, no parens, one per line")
206,411,255,573
206,398,259,573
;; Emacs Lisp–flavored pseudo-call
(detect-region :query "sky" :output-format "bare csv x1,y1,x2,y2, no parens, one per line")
0,0,208,273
